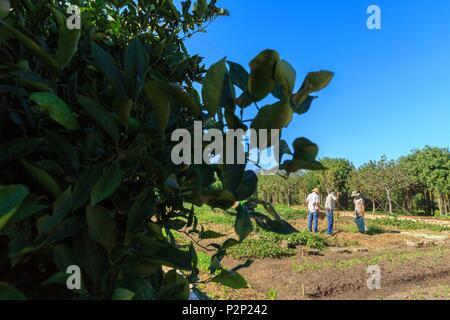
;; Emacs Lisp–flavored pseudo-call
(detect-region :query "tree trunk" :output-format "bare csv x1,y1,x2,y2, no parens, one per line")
386,189,393,214
372,199,376,213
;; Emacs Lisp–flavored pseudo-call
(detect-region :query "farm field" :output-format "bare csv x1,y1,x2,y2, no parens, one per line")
188,205,450,300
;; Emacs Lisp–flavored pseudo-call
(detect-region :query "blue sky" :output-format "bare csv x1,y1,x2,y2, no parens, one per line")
185,0,450,167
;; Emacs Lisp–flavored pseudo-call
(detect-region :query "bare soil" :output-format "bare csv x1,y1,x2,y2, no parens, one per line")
198,214,450,300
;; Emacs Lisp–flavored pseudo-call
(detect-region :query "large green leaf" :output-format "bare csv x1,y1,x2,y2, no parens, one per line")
0,185,29,230
157,269,190,300
42,186,73,233
227,61,249,91
202,58,227,115
50,7,81,69
248,49,280,101
46,132,79,175
134,234,192,270
0,282,26,300
112,288,135,300
293,70,334,105
280,137,325,173
20,159,61,198
235,205,253,242
200,189,236,210
53,244,77,271
29,92,79,130
90,161,123,206
274,59,296,98
0,19,60,76
76,94,120,144
72,163,104,211
293,95,317,115
124,38,148,87
251,100,292,130
144,81,171,131
87,206,117,254
234,171,258,201
127,188,155,232
0,138,43,163
91,42,127,99
212,270,247,289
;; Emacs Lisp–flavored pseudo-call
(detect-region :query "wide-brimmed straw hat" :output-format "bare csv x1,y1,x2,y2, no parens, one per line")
351,191,361,197
312,187,320,193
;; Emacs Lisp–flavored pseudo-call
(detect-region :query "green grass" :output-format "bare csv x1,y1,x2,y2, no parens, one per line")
194,205,235,226
266,288,278,300
227,238,296,259
197,251,211,273
372,218,450,232
264,204,308,221
292,247,447,273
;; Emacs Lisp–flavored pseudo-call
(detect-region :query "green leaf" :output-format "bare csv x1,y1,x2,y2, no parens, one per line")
202,58,227,115
212,270,248,289
0,138,43,163
127,187,155,232
76,94,120,145
251,100,292,131
274,59,296,98
72,163,104,211
50,7,81,69
46,132,79,175
42,272,69,286
200,230,225,240
53,244,77,271
0,282,26,300
91,42,127,98
157,269,190,300
87,206,117,253
0,185,29,230
42,186,73,233
293,70,334,105
248,49,280,101
234,171,258,201
292,137,319,162
293,95,317,115
0,20,60,76
235,205,253,242
200,189,236,210
20,159,61,198
227,61,249,91
144,80,171,131
134,234,192,270
90,161,123,206
10,200,47,224
112,288,135,300
124,38,148,86
116,277,156,300
29,92,79,130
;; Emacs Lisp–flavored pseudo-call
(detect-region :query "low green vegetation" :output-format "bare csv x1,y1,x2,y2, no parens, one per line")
227,238,296,259
266,288,278,300
371,218,450,232
292,247,447,273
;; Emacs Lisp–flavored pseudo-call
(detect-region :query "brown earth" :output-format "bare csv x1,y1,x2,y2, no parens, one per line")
197,215,450,300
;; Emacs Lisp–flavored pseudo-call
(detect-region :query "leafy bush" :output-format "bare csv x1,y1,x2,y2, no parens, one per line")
227,238,295,259
0,1,332,299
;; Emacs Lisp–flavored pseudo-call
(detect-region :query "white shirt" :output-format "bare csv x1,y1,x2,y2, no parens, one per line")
325,193,338,210
306,193,320,212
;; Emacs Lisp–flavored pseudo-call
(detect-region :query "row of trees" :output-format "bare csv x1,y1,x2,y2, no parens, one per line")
257,146,450,215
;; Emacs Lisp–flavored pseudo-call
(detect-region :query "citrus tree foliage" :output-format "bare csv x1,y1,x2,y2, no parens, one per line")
0,1,333,299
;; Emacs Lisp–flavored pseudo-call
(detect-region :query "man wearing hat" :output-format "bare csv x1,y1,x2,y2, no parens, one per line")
351,191,366,233
305,187,321,233
325,191,340,235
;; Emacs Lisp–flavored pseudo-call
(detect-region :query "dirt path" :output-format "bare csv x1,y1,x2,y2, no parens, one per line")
226,244,450,300
337,211,450,227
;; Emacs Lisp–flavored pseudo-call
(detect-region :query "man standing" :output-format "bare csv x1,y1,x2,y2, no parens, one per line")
351,191,366,233
325,191,340,235
305,187,321,233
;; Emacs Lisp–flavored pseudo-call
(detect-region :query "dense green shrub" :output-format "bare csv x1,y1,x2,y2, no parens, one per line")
0,0,332,299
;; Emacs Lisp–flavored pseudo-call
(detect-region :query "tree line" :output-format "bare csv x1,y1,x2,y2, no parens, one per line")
257,146,450,215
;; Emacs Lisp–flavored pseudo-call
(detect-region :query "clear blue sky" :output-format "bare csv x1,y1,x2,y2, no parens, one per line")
185,0,450,167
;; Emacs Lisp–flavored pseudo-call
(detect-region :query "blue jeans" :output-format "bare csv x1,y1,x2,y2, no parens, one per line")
326,209,334,235
308,211,318,233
